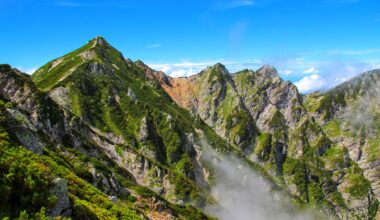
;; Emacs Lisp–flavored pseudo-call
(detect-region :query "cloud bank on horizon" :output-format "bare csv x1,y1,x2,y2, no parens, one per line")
148,56,380,93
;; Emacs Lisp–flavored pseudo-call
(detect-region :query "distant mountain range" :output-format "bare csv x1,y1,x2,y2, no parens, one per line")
0,36,379,219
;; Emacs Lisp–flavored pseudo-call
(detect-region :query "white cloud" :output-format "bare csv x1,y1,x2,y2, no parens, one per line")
227,60,262,71
295,74,325,93
146,44,161,49
317,60,376,89
266,56,380,92
149,62,214,77
160,64,200,77
17,67,37,75
262,57,317,74
148,60,263,77
148,58,380,93
302,67,319,74
279,69,294,75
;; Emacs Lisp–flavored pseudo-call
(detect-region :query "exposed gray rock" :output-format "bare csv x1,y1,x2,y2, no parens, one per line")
139,117,149,141
80,50,96,60
5,108,44,154
256,65,279,79
0,68,39,113
94,36,104,46
110,88,121,104
127,88,137,101
50,178,71,217
49,86,71,109
88,62,105,75
109,195,118,203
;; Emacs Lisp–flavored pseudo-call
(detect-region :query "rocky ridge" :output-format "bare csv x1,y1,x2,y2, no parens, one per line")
304,70,380,217
0,37,379,219
143,60,379,219
0,53,214,219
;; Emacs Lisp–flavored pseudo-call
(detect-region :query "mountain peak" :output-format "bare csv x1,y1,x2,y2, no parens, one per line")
256,65,279,79
206,63,230,78
210,63,228,72
90,36,108,47
32,36,128,91
83,36,114,54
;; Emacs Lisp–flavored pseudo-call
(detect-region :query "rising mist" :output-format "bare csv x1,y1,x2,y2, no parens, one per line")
200,144,319,220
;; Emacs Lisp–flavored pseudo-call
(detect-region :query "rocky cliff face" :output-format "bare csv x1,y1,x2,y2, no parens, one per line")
144,61,379,219
32,38,227,205
0,47,214,218
1,37,379,219
0,64,69,155
305,70,380,218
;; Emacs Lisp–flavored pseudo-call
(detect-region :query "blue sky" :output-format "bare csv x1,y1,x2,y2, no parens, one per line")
1,0,380,92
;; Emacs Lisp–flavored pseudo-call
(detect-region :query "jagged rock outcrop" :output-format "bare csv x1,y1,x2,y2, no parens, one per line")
139,63,257,152
143,61,379,218
29,37,215,207
304,70,380,218
0,64,70,154
0,59,212,219
1,36,380,219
